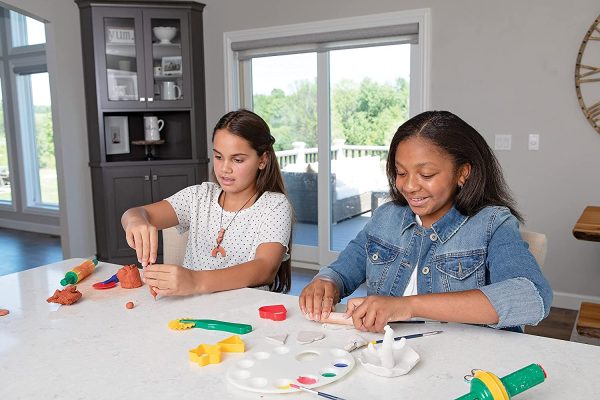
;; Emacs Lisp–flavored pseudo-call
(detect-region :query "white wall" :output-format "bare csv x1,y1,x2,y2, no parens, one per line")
200,0,600,309
7,0,600,309
3,0,95,259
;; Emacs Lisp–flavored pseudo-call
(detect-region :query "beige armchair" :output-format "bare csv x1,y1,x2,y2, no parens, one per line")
162,226,188,265
520,229,547,267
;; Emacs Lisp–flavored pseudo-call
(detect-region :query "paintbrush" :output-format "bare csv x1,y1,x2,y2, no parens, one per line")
390,320,448,324
289,384,346,400
370,330,443,344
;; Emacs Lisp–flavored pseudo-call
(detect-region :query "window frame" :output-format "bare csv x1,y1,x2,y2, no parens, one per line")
0,65,16,211
224,9,430,113
224,9,431,269
11,58,58,215
1,7,58,217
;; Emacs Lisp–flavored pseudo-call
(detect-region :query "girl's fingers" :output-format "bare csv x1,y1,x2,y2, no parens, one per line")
132,231,144,263
320,286,337,320
299,289,308,315
149,227,158,264
125,230,135,249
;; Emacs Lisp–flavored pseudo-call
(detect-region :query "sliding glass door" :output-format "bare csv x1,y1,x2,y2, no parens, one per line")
241,44,412,268
227,9,429,269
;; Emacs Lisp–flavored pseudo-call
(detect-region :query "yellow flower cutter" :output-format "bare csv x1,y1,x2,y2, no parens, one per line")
169,318,252,334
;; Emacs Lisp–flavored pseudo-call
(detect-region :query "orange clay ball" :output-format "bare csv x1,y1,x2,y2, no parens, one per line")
126,301,134,309
0,309,9,317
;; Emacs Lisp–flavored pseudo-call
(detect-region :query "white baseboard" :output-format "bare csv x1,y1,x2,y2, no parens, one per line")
0,218,61,236
551,291,600,310
291,260,321,271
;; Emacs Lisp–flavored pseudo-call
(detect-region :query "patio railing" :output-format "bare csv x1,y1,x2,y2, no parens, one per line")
276,140,388,169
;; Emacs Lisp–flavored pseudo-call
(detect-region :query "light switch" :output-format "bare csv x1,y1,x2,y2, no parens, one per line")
528,134,540,150
494,134,512,150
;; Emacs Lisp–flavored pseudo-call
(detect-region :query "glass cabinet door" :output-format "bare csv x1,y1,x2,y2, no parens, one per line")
104,18,139,101
144,10,191,108
93,8,146,109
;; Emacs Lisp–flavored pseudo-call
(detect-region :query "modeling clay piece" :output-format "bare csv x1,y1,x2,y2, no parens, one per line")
265,334,288,345
117,264,143,288
126,301,134,309
357,325,420,377
296,331,325,344
46,286,83,305
189,335,246,367
318,311,354,326
259,304,287,321
168,319,253,334
344,335,369,352
0,309,9,317
92,274,119,290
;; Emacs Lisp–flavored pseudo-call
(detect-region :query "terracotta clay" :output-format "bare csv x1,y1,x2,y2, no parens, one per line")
116,264,143,289
46,286,82,305
126,301,134,309
0,309,9,317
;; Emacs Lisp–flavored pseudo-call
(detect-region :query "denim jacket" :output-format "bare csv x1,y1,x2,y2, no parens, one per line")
316,203,553,329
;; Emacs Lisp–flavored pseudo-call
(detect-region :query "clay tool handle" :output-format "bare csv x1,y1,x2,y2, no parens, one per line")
370,330,443,344
92,274,119,289
290,383,346,400
178,319,252,334
391,320,448,324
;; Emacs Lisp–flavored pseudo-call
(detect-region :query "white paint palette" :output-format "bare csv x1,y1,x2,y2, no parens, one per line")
226,345,355,394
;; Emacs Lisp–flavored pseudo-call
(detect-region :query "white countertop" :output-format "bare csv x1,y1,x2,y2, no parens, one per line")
1,259,599,399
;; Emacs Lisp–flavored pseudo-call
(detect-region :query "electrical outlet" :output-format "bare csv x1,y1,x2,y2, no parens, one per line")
494,134,512,150
528,134,540,150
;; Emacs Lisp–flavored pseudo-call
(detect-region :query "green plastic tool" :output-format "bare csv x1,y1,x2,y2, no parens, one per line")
176,319,252,334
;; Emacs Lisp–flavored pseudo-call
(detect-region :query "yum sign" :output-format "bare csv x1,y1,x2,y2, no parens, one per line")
106,27,135,44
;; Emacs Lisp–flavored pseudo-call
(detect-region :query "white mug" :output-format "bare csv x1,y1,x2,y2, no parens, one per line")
144,116,164,141
162,81,182,100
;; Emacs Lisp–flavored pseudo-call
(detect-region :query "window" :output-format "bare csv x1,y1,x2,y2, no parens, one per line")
0,78,10,202
10,10,46,48
0,6,58,217
225,10,430,268
16,71,57,208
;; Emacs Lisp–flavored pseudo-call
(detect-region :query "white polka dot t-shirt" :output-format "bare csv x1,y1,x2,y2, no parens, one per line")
165,182,292,273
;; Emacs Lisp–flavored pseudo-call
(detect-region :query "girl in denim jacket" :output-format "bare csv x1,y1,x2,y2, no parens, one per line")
299,111,552,333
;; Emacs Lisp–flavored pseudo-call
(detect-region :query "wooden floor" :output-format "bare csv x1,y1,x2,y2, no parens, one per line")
0,227,577,341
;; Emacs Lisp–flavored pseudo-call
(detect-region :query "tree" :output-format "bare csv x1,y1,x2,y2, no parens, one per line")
34,106,55,169
254,76,409,150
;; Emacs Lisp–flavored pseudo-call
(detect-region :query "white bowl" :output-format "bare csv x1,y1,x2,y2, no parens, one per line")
153,26,177,44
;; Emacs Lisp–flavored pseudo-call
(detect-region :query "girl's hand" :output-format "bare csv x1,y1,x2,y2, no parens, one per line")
143,264,200,296
345,295,413,333
299,279,340,321
124,219,158,267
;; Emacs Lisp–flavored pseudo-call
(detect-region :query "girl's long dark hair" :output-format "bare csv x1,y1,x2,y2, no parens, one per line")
212,109,291,293
385,111,523,222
